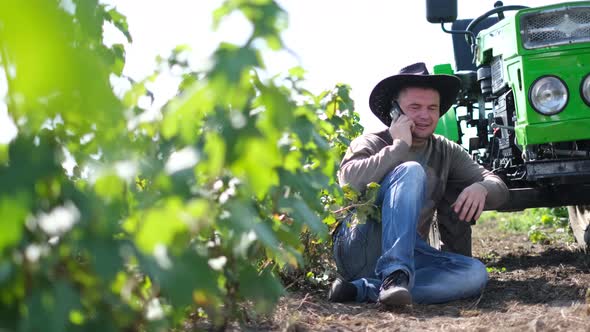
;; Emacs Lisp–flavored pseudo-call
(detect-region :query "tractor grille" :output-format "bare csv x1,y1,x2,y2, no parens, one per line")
520,5,590,49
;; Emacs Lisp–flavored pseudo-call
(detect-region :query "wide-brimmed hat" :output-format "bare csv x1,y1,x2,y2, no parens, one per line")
369,62,461,126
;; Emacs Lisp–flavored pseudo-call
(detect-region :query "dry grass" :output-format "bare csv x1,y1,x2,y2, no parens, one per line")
265,292,589,331
187,217,590,331
241,218,590,331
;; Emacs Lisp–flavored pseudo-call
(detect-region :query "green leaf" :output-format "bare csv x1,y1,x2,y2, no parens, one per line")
279,196,327,237
106,7,133,42
69,310,85,325
0,260,13,284
264,34,282,50
94,173,125,201
162,81,213,141
273,221,301,248
153,252,219,308
86,239,123,282
232,138,280,199
0,144,8,165
238,265,284,313
365,182,381,203
282,149,302,172
326,100,337,119
288,66,306,80
240,1,287,49
135,198,187,253
254,222,279,249
312,131,330,151
322,214,337,226
0,1,123,135
0,301,18,331
109,44,126,76
0,137,61,198
254,81,295,136
280,171,327,211
211,43,262,84
292,114,315,144
202,132,226,178
123,80,147,108
75,0,102,40
185,198,215,229
342,184,360,202
21,281,79,332
227,200,258,233
0,194,29,253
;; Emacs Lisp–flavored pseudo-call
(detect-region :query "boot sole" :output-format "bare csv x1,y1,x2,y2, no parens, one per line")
378,287,412,306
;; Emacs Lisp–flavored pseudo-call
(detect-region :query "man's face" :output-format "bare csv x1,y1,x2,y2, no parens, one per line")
397,87,440,141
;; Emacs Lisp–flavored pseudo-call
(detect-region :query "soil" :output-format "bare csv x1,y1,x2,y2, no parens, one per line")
247,217,590,331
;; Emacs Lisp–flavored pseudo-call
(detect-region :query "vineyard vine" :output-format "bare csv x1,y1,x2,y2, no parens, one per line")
0,0,364,330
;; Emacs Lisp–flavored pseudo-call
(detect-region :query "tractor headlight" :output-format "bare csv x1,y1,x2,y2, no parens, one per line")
582,74,590,106
529,76,568,115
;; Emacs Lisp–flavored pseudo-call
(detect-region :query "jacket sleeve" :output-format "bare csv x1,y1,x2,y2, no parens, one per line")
338,136,410,193
447,142,509,210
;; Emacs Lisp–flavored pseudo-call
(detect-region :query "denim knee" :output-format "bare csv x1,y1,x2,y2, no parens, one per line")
382,162,426,188
379,162,427,202
333,220,381,280
468,259,489,291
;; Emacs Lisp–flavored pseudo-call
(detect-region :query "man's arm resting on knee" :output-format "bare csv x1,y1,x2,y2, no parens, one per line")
448,143,509,221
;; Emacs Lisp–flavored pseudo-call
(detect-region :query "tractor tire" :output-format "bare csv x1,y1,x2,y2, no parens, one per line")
567,205,590,248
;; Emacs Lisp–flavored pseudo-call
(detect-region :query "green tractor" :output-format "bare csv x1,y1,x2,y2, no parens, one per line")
426,0,590,247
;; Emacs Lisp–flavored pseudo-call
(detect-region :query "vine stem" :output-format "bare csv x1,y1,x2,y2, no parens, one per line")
332,92,338,118
331,201,375,215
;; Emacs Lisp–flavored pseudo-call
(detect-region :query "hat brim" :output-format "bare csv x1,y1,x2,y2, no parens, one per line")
369,74,461,126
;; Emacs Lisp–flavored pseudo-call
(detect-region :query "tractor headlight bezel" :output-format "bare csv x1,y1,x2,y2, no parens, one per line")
529,75,569,115
581,73,590,107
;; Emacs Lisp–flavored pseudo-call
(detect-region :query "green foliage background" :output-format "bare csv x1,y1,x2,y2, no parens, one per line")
0,0,362,330
480,207,572,244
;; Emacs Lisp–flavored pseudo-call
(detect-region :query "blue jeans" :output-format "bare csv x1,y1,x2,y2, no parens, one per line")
333,162,488,304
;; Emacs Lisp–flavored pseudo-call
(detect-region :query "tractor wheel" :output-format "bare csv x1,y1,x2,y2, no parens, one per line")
567,205,590,248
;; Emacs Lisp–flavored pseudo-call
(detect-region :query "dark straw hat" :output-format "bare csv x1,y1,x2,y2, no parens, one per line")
369,62,461,126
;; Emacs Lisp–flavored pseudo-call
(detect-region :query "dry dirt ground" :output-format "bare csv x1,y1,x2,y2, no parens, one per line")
248,217,590,331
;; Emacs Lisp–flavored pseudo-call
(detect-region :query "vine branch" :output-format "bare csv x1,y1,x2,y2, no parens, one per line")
331,201,377,215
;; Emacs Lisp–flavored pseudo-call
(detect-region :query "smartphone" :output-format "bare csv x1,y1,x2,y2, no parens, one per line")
390,100,404,124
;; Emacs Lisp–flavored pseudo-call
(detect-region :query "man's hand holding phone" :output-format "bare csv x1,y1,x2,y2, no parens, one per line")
388,102,414,146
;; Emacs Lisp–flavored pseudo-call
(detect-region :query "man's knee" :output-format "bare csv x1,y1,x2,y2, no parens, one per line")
468,259,489,291
333,220,381,280
382,161,426,188
398,161,426,180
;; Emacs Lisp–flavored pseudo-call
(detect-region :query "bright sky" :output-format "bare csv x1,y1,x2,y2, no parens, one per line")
0,0,566,143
